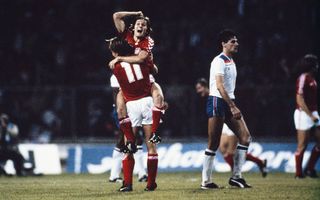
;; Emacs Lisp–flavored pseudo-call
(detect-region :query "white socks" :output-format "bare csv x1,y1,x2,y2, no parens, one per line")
134,145,147,178
202,149,216,185
109,147,123,180
233,144,248,179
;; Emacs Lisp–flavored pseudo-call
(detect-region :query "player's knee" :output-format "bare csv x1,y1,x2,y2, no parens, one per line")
239,131,251,146
117,107,126,119
153,93,164,107
296,144,307,153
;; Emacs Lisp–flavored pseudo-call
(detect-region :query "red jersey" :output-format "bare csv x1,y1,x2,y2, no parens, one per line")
121,30,154,66
113,62,151,102
296,73,318,111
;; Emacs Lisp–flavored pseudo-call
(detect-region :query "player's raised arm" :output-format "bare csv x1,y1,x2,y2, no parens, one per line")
216,75,241,119
113,11,143,33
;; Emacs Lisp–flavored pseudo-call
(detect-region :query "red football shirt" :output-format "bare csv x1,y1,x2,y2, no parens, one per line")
113,62,151,102
121,30,154,66
296,73,318,111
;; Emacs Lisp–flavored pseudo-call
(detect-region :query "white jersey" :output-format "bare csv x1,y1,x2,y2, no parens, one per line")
109,74,155,89
110,74,120,88
209,53,237,99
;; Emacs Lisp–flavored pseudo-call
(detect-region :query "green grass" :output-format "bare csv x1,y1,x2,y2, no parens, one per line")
0,172,319,200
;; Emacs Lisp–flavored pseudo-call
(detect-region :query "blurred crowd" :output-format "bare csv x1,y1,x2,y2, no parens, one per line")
0,0,319,141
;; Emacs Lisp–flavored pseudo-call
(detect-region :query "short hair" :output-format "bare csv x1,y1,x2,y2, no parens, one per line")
300,54,318,72
218,29,237,44
130,16,152,36
196,78,208,87
108,37,134,56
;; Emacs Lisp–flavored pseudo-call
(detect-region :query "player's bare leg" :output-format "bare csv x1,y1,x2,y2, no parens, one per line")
149,82,165,143
143,125,158,191
201,117,223,189
304,128,320,178
295,130,310,178
226,117,252,188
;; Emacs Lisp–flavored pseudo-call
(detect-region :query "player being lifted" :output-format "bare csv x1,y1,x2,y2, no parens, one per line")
201,30,252,189
109,75,147,183
195,78,267,177
108,37,159,192
294,54,320,178
109,11,166,144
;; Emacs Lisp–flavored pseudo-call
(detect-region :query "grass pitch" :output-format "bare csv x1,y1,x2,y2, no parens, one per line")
0,172,319,200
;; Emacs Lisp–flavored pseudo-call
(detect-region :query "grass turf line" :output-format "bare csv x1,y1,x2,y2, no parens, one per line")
0,172,319,200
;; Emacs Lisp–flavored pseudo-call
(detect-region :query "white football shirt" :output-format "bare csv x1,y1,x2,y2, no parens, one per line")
209,53,237,99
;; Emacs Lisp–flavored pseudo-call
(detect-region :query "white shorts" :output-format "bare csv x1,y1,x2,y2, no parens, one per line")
294,109,320,131
222,124,235,136
126,96,153,127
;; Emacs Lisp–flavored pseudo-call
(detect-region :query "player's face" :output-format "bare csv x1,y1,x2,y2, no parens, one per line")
195,84,208,97
224,36,239,54
134,19,148,39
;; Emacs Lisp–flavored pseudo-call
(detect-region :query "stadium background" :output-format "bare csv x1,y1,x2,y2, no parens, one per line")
0,0,319,142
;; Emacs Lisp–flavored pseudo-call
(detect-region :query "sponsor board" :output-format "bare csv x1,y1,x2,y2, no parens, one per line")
66,142,320,174
2,144,62,175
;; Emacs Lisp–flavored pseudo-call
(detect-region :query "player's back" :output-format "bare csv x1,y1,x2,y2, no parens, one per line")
113,61,151,102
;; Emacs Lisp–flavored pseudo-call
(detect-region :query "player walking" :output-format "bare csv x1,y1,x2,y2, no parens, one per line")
201,30,252,189
109,11,165,143
108,37,159,192
195,78,267,177
294,54,320,178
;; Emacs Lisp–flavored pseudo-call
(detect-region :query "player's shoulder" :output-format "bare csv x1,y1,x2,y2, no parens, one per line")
140,36,154,50
211,53,225,65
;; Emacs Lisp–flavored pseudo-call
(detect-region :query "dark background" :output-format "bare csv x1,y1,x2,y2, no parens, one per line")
0,0,319,142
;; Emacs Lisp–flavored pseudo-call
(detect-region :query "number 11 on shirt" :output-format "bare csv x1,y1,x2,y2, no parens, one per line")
121,62,143,83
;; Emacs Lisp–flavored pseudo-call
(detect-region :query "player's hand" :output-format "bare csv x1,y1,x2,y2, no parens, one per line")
108,57,119,70
230,105,242,120
311,115,319,123
149,134,161,144
136,11,144,17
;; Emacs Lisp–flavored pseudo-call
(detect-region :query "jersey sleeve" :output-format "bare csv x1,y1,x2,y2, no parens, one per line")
140,37,154,53
296,74,307,95
110,74,120,88
211,58,225,76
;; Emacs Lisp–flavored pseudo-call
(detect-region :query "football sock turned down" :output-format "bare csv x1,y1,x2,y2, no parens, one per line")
122,154,135,186
306,146,320,171
233,144,248,179
202,149,215,185
147,153,158,187
224,154,234,170
152,106,164,133
134,145,147,178
246,153,264,167
295,150,304,177
110,147,123,180
119,117,135,142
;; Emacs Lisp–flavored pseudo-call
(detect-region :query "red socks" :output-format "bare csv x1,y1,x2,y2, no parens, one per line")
295,151,304,177
307,146,320,171
147,153,158,187
119,117,135,142
224,154,234,170
152,107,164,133
246,153,264,167
122,154,135,186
